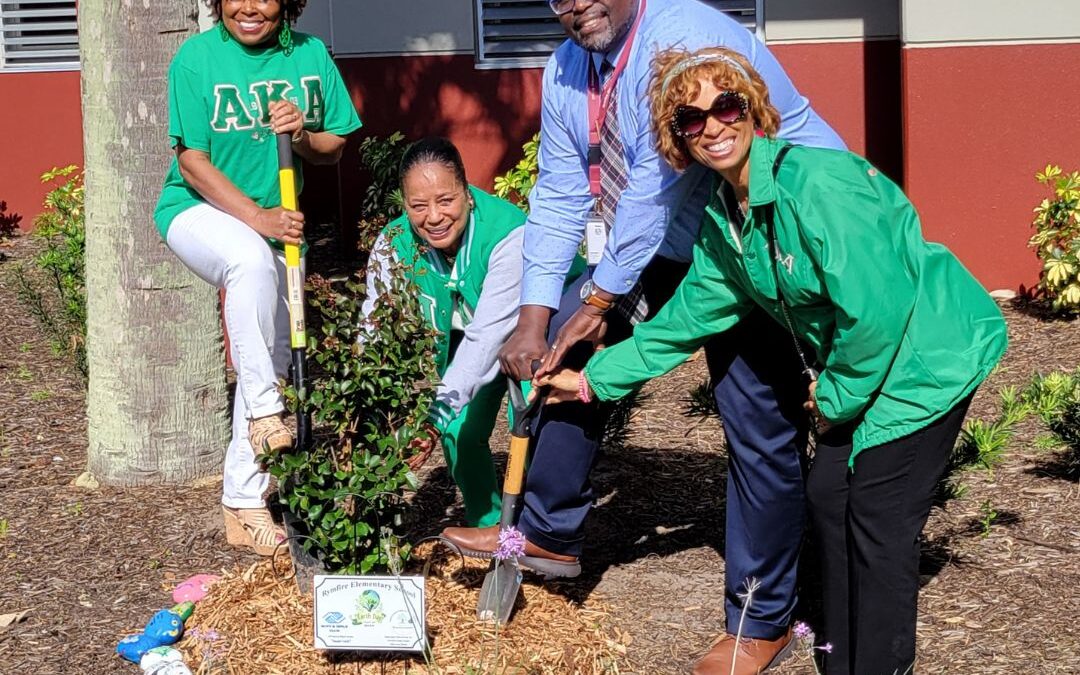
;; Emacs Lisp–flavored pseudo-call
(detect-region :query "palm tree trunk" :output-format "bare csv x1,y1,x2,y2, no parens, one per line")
81,0,230,485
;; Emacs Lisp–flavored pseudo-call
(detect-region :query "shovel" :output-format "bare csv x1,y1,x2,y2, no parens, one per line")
276,132,312,452
476,371,545,623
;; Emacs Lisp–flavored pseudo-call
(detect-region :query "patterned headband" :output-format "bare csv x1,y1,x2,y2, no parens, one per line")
660,53,751,97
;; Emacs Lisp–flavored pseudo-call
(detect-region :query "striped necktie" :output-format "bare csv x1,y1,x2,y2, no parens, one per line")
597,63,648,324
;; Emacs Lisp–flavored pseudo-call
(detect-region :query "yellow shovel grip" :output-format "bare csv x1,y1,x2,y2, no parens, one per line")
504,435,530,495
278,165,306,349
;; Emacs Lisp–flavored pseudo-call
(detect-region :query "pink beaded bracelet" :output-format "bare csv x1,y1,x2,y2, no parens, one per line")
577,371,592,404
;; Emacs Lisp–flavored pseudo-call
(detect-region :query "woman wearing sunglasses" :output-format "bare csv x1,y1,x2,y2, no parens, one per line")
536,47,1007,675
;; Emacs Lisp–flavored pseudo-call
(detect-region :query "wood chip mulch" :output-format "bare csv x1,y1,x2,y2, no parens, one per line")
179,552,620,675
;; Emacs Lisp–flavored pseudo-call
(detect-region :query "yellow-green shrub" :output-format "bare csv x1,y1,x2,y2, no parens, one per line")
1029,165,1080,312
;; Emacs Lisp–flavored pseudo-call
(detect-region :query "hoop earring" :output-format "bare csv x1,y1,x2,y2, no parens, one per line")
278,22,294,56
218,21,230,42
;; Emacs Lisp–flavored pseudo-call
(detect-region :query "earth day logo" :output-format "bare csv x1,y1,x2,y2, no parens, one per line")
352,589,386,625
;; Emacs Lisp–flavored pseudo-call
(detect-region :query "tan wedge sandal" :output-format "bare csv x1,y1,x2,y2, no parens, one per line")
222,506,286,556
249,414,294,454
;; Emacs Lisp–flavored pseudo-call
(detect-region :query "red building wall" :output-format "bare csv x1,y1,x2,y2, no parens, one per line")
327,54,543,240
0,71,84,226
770,39,904,184
902,42,1080,292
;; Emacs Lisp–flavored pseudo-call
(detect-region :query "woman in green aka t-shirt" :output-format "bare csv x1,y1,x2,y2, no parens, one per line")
153,0,361,556
538,48,1007,674
360,138,583,528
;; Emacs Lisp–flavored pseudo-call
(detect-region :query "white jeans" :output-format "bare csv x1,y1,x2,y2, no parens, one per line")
167,202,299,508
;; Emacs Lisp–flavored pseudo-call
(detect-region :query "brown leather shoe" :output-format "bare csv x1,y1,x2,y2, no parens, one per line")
441,525,500,558
692,627,795,675
439,525,582,577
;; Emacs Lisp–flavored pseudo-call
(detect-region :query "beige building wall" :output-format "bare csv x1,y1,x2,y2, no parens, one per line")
299,0,476,56
902,0,1080,44
764,0,899,42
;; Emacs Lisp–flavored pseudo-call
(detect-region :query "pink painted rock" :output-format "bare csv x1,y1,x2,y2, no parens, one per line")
171,574,220,604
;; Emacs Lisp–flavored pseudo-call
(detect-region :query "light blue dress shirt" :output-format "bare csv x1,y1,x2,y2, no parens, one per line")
522,0,847,308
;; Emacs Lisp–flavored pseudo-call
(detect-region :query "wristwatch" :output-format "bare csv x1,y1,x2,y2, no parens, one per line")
579,279,614,312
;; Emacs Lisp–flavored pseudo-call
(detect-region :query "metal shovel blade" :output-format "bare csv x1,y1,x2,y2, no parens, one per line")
476,559,523,623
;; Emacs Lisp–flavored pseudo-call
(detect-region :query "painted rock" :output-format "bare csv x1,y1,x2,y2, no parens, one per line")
140,646,193,675
116,633,156,664
143,607,185,646
172,574,220,604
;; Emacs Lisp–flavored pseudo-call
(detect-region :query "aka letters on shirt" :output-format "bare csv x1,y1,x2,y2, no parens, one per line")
153,29,361,238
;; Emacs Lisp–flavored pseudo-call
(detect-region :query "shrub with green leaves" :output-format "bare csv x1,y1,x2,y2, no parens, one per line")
262,235,440,574
1028,164,1080,312
683,379,719,419
1022,369,1080,425
0,200,21,245
359,132,407,221
356,132,409,265
1021,368,1080,475
493,133,540,213
12,166,87,380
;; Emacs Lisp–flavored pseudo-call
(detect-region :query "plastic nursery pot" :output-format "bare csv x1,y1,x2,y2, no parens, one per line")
281,509,326,596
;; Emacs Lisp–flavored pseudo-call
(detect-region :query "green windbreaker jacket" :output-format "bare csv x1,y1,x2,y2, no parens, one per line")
585,136,1007,463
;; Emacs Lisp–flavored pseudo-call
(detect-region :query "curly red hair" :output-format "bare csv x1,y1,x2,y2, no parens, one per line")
648,47,780,171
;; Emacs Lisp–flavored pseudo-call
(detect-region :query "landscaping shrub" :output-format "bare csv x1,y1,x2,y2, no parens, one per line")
683,379,719,419
1028,164,1080,313
937,369,1080,503
11,166,87,380
1023,368,1080,477
263,238,439,574
356,132,408,260
0,200,21,244
493,133,539,213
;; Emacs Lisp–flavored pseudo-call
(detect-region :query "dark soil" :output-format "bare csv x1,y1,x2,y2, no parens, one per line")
1,232,1078,674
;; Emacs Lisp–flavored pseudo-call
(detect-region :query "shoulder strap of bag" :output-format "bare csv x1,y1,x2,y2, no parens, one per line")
763,144,817,382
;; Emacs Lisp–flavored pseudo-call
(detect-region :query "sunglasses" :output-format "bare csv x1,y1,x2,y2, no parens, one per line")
548,0,575,16
670,91,749,139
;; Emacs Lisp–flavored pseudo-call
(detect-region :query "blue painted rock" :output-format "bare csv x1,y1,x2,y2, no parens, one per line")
143,608,184,645
116,602,196,663
116,633,157,664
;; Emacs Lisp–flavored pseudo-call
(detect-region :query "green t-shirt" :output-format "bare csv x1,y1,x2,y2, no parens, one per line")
153,29,362,238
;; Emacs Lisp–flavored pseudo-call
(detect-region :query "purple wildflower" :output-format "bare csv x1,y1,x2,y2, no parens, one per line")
494,526,526,560
816,642,834,654
793,621,813,639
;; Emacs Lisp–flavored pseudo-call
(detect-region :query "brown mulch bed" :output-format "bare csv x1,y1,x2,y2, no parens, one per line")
178,554,619,674
1,230,1079,673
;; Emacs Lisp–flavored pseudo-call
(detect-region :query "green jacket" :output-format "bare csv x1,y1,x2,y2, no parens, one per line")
585,136,1007,463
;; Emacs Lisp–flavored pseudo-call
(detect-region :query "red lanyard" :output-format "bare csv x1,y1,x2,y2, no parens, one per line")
587,0,646,199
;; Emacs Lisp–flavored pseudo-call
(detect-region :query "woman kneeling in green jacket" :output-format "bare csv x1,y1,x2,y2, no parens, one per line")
538,48,1007,675
361,137,528,528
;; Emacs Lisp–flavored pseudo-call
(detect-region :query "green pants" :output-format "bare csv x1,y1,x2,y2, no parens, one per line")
440,377,506,527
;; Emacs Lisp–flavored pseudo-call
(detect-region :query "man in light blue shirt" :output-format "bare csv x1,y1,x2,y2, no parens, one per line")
444,2,845,671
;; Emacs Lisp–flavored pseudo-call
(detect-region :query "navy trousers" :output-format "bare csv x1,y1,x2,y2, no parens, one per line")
517,256,809,639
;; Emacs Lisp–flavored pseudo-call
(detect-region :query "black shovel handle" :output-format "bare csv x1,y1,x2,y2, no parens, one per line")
507,359,545,437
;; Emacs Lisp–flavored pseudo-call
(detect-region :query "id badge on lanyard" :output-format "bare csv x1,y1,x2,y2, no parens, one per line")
585,208,607,265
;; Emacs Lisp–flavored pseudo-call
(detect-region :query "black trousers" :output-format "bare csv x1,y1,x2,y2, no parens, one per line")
805,395,973,675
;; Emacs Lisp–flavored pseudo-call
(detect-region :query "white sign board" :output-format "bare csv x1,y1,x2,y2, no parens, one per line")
313,575,426,652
